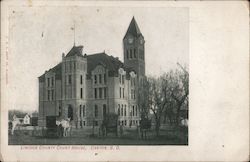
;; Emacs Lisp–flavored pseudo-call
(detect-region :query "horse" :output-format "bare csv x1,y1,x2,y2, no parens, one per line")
56,118,71,137
10,117,21,135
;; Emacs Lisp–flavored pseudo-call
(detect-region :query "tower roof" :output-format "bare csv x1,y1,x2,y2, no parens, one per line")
124,17,143,39
65,45,84,57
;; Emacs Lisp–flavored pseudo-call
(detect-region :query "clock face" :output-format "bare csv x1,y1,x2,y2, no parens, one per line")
128,38,133,44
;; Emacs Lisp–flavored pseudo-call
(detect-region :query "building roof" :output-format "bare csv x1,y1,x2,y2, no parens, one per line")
86,52,124,79
65,45,84,58
124,17,143,39
39,47,136,82
38,63,62,82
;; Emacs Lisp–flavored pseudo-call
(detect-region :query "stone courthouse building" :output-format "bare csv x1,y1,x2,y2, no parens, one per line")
38,17,146,128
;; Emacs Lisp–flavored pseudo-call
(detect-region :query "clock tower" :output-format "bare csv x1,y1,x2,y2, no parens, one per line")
123,17,145,80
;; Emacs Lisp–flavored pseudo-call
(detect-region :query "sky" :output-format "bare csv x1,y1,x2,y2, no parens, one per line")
7,6,189,111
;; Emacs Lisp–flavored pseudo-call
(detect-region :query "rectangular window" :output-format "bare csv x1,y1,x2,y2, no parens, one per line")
134,90,136,99
121,105,123,116
120,87,121,98
122,75,124,84
94,75,97,84
126,50,129,59
104,88,107,99
94,88,97,99
47,90,50,100
103,104,106,117
135,106,138,116
51,78,54,86
83,121,86,126
131,89,134,99
124,105,126,116
125,120,127,126
79,105,82,117
80,75,83,84
119,74,121,84
80,88,83,99
123,88,124,98
47,78,50,87
99,74,102,84
99,88,102,98
132,106,135,116
104,74,107,84
83,105,85,117
95,105,98,117
68,75,72,84
51,90,54,100
130,49,132,58
118,104,120,116
134,49,137,58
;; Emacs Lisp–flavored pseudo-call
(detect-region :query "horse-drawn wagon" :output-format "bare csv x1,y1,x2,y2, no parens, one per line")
99,113,119,137
44,116,63,138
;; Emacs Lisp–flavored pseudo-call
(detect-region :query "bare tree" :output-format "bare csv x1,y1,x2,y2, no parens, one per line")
137,76,150,119
148,75,172,136
169,64,189,125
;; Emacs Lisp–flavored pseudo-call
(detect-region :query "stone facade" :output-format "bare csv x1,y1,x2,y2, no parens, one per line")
38,17,145,128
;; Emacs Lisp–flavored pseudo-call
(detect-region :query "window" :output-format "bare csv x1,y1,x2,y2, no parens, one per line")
94,75,97,84
119,87,121,98
130,49,132,58
103,104,107,117
122,75,124,84
47,78,50,87
99,88,102,98
99,74,102,84
51,90,54,100
94,88,97,99
124,105,126,116
69,61,72,71
80,105,82,117
51,78,54,86
126,50,129,59
134,90,136,99
80,88,83,99
104,74,107,84
83,121,86,126
118,104,120,115
121,105,123,116
132,106,135,116
123,88,124,98
80,75,83,84
104,88,107,99
125,120,127,126
134,49,137,58
119,74,121,84
131,89,133,99
136,106,138,116
47,90,50,100
83,105,85,117
94,105,98,117
68,75,72,84
95,121,98,126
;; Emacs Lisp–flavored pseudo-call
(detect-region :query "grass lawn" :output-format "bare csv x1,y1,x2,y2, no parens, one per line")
9,127,188,145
